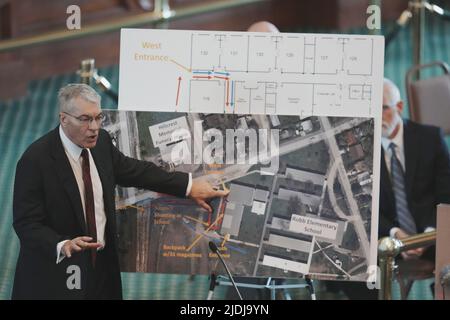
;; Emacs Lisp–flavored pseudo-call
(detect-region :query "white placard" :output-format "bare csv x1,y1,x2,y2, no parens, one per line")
289,214,339,240
148,116,190,147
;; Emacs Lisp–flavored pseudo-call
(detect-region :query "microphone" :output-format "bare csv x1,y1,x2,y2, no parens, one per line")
78,59,96,85
440,265,450,285
304,275,316,300
385,9,412,48
208,241,243,300
206,272,216,300
77,59,119,103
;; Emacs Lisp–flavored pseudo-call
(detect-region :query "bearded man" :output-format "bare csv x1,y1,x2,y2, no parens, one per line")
378,78,450,260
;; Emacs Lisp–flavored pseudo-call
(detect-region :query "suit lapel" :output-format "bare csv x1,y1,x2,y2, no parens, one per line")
403,120,418,196
50,127,87,233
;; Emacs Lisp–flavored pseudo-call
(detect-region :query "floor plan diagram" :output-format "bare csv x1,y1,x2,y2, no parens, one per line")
119,29,384,118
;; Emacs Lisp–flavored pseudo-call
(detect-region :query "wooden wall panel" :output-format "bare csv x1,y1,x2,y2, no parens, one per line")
0,0,409,100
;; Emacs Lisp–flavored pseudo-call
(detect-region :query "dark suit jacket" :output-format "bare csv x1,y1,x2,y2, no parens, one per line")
378,120,450,238
12,127,189,299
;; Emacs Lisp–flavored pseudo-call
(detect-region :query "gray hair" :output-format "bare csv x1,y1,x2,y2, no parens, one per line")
383,78,401,107
58,83,101,113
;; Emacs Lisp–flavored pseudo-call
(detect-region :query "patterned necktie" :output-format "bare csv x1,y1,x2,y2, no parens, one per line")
81,149,97,267
389,143,417,235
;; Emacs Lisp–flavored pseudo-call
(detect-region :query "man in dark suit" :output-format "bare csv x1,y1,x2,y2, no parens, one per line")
12,84,228,299
326,78,450,299
379,78,450,260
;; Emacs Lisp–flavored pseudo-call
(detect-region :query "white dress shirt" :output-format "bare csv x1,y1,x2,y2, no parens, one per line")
381,121,434,238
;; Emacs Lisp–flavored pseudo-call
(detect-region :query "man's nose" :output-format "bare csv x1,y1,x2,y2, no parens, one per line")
89,119,101,130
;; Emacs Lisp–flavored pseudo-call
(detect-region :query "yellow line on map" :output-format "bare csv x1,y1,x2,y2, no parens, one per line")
117,204,144,212
221,180,229,192
220,234,230,247
170,59,191,73
186,213,223,252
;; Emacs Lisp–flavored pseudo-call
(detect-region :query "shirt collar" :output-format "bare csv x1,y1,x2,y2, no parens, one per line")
381,120,403,152
59,125,83,161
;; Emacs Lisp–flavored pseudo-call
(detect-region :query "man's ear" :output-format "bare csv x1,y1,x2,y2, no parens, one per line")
396,100,404,116
60,113,67,127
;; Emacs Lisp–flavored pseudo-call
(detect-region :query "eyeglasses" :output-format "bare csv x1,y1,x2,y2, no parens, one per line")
63,112,105,126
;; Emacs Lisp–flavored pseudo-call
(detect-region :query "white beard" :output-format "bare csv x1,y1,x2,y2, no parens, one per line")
382,112,401,138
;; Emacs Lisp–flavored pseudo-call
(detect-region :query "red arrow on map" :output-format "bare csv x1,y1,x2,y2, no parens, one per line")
175,77,182,108
226,78,230,107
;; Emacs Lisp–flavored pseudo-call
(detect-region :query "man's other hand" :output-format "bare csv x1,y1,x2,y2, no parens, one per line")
394,229,425,260
62,236,103,258
189,179,229,212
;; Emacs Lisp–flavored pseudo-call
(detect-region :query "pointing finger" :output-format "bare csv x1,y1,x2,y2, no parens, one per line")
197,199,212,213
63,246,72,258
213,189,229,197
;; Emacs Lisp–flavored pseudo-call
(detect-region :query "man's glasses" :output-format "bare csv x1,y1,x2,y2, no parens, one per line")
63,112,105,126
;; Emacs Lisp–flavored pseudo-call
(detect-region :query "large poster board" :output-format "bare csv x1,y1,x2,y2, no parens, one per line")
116,28,384,281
